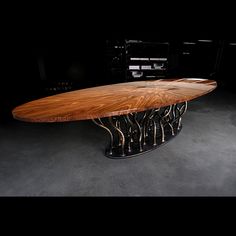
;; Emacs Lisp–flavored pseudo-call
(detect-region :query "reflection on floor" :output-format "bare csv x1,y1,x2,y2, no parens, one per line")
0,88,236,196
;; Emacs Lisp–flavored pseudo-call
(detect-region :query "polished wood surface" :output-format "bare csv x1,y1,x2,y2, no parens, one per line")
12,78,217,122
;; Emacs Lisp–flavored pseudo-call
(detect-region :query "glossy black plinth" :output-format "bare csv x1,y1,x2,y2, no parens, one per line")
93,102,187,159
105,125,182,159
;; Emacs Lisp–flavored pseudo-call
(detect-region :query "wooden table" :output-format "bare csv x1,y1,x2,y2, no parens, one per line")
12,78,217,159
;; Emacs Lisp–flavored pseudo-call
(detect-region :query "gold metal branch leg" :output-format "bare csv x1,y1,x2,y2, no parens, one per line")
92,118,114,155
109,116,125,156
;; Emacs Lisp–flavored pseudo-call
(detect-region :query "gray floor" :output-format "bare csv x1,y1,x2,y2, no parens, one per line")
0,89,236,196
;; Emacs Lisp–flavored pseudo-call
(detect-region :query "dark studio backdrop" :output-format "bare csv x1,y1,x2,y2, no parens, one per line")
1,28,236,122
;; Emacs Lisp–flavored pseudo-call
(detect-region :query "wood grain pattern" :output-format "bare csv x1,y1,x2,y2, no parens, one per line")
12,78,217,122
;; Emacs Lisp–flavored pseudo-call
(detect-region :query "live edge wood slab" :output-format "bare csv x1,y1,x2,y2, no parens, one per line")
12,78,217,159
12,78,217,123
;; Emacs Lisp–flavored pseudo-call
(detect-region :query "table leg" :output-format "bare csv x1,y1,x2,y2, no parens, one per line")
92,101,188,159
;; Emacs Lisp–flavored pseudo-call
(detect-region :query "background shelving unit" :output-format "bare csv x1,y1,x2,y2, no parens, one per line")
178,40,219,79
124,40,169,81
105,40,126,84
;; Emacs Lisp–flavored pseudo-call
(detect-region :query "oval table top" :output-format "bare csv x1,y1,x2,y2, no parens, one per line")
12,78,217,122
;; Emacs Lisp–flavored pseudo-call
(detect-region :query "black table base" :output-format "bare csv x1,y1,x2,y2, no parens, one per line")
92,102,187,159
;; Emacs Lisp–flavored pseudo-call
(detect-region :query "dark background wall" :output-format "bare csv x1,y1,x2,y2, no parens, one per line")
1,36,236,122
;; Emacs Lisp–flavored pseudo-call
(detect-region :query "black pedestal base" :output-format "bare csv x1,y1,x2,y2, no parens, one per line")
93,102,187,159
104,125,182,159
